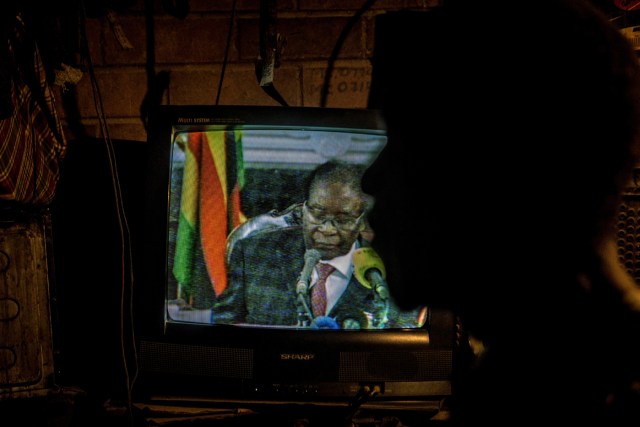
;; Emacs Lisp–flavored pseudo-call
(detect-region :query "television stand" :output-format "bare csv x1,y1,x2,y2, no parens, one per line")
131,395,450,426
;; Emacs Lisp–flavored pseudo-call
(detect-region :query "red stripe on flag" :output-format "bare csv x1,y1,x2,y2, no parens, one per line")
229,183,243,229
199,132,229,296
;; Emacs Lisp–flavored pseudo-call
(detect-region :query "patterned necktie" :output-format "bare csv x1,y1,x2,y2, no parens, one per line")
311,263,335,318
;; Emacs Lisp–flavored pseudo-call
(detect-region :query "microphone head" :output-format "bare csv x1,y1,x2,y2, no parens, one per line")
353,247,386,289
297,249,323,295
305,248,322,263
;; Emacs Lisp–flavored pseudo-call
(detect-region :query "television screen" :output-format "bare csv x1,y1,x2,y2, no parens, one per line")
135,105,455,405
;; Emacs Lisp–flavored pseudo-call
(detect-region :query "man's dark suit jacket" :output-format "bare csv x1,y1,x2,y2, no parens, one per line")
211,226,418,328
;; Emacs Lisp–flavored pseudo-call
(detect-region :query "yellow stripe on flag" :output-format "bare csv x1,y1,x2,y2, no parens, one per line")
172,133,203,289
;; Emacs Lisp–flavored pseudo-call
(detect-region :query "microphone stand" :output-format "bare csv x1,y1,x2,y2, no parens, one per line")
371,281,390,329
372,296,389,329
296,293,313,327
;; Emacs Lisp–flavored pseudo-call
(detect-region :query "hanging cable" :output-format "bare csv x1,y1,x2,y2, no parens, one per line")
320,0,377,108
216,0,237,104
78,2,137,424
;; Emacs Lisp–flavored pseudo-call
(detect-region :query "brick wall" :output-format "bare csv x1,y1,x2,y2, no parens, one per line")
53,0,440,143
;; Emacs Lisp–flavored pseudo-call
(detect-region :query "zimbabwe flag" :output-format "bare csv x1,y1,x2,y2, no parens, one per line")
172,130,245,297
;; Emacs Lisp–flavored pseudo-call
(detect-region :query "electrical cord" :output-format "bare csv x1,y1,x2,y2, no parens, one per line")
78,2,137,425
216,0,237,105
344,384,382,426
320,0,377,108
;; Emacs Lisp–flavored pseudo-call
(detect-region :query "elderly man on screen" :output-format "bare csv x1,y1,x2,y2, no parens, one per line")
211,160,424,329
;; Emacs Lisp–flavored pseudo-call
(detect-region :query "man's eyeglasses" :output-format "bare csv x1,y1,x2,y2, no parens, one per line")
303,201,365,231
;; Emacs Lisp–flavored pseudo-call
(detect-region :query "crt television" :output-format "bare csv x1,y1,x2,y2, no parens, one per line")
134,104,455,404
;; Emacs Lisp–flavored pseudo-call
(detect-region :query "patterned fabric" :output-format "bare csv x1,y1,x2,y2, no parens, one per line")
0,14,67,206
311,263,335,317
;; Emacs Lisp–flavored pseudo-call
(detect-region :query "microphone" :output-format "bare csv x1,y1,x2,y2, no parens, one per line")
296,249,322,295
310,316,340,329
353,247,389,300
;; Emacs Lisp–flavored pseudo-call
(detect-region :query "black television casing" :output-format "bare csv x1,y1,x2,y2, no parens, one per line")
134,105,456,403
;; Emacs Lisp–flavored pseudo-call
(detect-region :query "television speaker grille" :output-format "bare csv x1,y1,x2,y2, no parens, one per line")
139,341,253,379
338,350,452,382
